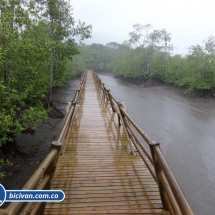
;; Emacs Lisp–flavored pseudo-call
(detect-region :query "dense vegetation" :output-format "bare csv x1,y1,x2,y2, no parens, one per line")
0,0,91,179
77,24,215,96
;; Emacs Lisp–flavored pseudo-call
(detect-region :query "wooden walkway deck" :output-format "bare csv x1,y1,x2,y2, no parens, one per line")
44,71,170,214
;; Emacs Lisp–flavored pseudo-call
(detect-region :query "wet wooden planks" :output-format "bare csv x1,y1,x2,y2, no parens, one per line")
44,71,170,214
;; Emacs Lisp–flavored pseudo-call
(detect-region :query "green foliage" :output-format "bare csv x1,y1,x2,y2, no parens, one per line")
76,43,120,73
0,0,92,179
112,24,174,81
0,159,11,180
173,40,215,94
0,83,48,146
111,24,215,96
70,54,86,77
36,0,92,89
69,22,215,97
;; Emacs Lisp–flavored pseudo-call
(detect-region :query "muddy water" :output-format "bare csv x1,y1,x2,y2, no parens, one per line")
99,73,215,215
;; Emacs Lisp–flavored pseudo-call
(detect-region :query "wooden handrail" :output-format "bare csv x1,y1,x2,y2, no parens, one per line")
154,145,194,215
93,71,194,215
119,106,152,143
123,119,156,181
0,72,87,215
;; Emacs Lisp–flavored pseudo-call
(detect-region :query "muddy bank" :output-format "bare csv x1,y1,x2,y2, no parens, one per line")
114,74,163,87
1,78,80,192
97,72,162,86
152,84,215,116
99,73,215,115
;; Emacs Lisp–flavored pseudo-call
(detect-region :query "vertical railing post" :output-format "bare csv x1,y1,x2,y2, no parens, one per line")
117,112,121,126
107,89,115,112
149,141,169,211
116,102,136,156
101,83,106,101
37,141,62,215
100,80,104,96
75,89,80,103
117,102,129,127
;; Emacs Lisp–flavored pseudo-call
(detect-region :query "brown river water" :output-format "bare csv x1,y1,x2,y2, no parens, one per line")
99,73,215,215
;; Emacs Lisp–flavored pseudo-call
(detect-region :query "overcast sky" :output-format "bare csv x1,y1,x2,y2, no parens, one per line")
71,0,215,55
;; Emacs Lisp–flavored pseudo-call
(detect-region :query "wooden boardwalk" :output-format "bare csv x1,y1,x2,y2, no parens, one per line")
44,71,170,214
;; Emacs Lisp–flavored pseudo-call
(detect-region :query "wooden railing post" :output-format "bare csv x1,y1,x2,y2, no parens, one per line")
107,89,115,112
100,83,103,99
154,146,194,215
76,89,81,103
149,141,169,211
46,141,62,187
101,83,106,101
36,141,62,215
19,141,62,215
116,102,136,156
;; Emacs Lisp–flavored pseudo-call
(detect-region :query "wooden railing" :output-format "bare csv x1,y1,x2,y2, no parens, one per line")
93,71,194,215
0,73,86,215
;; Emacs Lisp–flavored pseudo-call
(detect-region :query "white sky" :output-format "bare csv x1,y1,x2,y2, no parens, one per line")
71,0,215,55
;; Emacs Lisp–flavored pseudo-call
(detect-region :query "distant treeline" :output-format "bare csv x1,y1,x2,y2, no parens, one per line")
77,24,215,96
